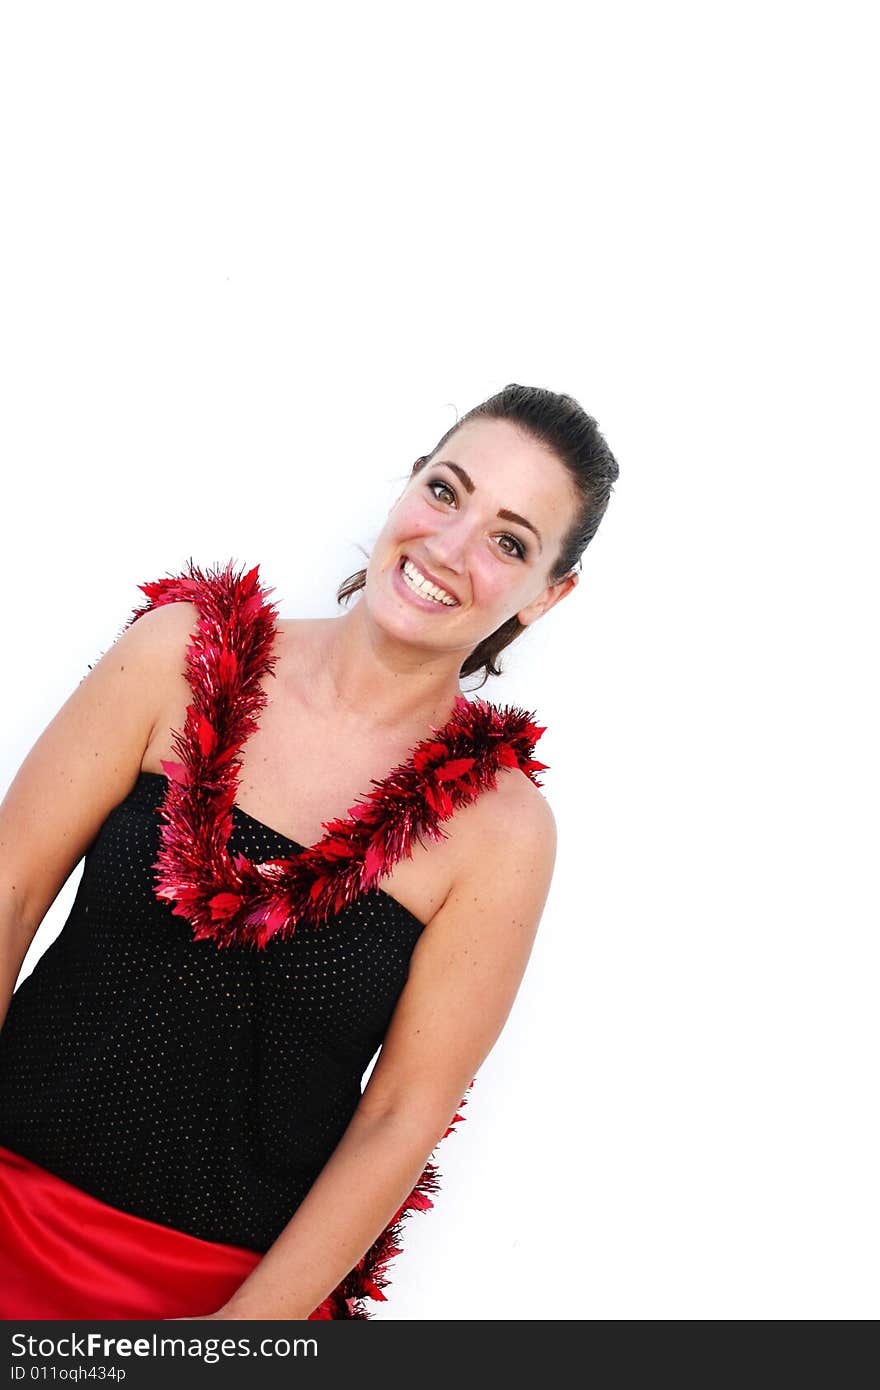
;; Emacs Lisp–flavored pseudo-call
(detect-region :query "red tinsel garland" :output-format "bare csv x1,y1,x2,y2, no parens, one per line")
121,557,549,1319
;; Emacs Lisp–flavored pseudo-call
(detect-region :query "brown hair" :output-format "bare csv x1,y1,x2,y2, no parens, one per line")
337,382,619,690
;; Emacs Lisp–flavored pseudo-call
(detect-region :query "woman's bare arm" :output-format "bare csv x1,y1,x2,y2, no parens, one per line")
0,912,36,1035
211,774,557,1320
0,599,199,1030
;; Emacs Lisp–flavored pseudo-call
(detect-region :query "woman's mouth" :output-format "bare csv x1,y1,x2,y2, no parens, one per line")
394,555,460,610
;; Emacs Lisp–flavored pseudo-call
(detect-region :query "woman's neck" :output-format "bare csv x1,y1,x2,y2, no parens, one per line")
289,606,465,737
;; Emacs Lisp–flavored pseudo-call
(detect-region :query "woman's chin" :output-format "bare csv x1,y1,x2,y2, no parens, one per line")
364,594,455,651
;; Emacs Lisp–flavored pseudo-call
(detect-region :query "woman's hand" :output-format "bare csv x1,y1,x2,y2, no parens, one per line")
166,1313,224,1320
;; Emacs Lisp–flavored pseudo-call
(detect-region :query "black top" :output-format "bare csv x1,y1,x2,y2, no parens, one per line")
0,771,426,1253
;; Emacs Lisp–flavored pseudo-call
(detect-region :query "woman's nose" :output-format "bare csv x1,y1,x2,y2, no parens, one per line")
422,529,469,574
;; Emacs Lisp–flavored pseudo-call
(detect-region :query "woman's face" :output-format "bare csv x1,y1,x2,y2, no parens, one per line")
365,417,580,660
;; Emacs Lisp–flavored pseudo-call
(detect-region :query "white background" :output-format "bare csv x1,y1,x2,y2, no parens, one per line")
1,1,877,1319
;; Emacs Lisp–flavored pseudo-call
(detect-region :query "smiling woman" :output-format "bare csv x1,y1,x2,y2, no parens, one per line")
338,383,618,688
0,383,619,1320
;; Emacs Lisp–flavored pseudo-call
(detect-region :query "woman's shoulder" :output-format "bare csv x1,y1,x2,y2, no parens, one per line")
419,757,557,941
487,760,556,844
444,756,556,898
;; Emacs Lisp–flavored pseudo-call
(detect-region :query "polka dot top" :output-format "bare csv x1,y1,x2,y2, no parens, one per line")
0,770,427,1253
0,559,548,1284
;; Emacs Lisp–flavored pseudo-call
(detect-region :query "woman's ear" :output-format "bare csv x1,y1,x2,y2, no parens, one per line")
518,569,579,627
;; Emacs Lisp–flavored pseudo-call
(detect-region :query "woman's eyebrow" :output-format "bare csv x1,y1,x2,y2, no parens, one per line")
435,460,544,552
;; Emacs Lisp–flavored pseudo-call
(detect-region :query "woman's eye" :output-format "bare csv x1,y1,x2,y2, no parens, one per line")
425,476,526,560
499,535,527,559
427,479,456,505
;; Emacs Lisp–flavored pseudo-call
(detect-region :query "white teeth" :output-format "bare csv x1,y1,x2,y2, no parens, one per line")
402,559,457,605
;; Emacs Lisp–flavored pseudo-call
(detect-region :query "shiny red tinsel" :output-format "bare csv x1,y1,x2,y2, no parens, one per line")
120,557,549,1319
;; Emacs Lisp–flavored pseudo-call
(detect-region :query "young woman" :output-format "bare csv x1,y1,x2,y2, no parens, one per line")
0,383,618,1319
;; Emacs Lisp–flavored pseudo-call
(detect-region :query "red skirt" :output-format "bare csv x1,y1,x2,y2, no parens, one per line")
0,1143,263,1319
